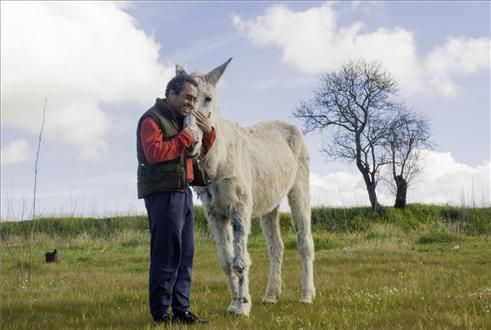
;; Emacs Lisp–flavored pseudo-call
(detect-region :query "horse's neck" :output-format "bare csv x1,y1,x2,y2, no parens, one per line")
203,115,232,172
210,115,228,157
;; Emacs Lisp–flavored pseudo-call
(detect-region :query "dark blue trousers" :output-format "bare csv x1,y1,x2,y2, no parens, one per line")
144,188,194,320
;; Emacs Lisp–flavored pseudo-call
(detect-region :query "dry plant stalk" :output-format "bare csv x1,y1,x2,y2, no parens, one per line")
28,96,48,282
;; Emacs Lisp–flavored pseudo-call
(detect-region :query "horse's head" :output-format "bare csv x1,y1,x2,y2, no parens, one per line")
176,58,232,157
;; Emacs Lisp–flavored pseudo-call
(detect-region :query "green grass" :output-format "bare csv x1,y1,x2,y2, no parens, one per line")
1,205,490,329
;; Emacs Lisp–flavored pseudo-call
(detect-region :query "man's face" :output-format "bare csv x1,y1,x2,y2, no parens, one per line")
168,82,198,118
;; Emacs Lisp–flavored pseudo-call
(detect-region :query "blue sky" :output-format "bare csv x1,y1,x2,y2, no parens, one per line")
1,1,490,220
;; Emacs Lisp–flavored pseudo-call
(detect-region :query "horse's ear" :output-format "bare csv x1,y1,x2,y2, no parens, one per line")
205,58,232,86
176,64,188,76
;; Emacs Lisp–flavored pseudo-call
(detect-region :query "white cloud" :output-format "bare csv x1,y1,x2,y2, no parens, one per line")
1,139,30,165
309,150,490,207
309,169,392,207
233,4,342,73
1,2,174,160
350,1,384,13
413,150,490,206
232,3,490,97
425,37,490,96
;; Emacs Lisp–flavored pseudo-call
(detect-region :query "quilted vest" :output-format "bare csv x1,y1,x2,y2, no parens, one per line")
136,99,187,198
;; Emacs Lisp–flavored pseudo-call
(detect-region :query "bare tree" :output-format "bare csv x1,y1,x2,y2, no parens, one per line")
293,60,399,213
384,108,432,208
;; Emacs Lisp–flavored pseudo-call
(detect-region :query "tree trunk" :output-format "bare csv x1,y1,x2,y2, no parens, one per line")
360,170,383,214
357,161,383,214
367,183,383,214
394,175,408,209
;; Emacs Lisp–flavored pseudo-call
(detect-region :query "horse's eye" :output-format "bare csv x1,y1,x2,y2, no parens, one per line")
205,96,212,103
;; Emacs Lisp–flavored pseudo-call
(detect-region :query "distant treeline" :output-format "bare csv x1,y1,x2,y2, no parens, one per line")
1,204,489,240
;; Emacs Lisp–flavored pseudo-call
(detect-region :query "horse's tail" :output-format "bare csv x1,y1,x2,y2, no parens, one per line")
287,125,310,171
287,125,300,154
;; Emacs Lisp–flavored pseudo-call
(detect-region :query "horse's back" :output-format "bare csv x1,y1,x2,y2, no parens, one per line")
247,120,307,158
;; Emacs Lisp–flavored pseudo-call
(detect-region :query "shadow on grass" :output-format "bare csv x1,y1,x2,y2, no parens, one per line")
3,299,152,329
416,231,462,244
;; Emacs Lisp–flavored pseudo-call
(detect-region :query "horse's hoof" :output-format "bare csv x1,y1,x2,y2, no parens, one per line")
299,297,313,304
262,295,279,304
226,303,240,314
233,303,251,316
300,290,315,304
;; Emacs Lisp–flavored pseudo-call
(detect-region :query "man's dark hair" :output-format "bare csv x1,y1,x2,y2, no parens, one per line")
165,74,199,98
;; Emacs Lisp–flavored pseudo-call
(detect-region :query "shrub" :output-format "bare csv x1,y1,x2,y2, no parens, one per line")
1,205,489,240
311,206,374,232
464,210,491,235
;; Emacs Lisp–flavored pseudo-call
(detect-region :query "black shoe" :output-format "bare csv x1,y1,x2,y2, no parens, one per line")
153,313,173,326
173,310,209,324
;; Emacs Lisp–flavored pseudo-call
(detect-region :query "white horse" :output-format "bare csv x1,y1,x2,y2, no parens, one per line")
182,59,315,316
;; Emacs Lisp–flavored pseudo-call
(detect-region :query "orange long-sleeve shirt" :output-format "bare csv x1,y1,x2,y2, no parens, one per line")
140,116,216,182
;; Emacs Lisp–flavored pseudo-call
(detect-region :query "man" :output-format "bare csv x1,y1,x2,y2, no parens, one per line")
136,74,215,325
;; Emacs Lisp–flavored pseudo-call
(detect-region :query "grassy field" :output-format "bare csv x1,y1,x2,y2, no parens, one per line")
1,205,490,329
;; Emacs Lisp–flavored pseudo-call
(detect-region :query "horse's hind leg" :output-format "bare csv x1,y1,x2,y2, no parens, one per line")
260,205,284,304
288,168,316,303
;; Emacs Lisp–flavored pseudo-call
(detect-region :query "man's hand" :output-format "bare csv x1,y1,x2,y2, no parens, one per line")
193,111,212,134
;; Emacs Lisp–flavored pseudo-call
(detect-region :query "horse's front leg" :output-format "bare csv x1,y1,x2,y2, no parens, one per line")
206,215,240,313
231,209,252,316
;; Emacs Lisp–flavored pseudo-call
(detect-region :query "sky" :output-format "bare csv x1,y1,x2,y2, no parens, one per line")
1,1,490,220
